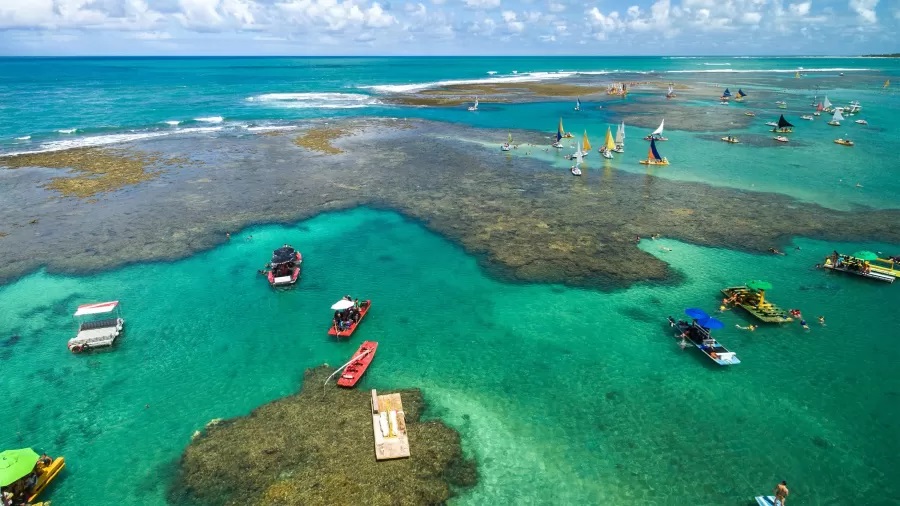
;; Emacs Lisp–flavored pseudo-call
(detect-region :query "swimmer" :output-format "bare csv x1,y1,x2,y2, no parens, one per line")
226,232,231,240
718,305,729,313
659,247,673,252
817,316,826,326
800,319,809,330
855,182,863,188
768,247,786,256
735,324,757,331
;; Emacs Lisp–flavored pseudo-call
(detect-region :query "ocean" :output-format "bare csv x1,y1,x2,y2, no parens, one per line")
1,56,899,505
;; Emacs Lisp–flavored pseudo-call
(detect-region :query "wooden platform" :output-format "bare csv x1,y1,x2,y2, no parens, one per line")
721,287,793,323
371,390,410,460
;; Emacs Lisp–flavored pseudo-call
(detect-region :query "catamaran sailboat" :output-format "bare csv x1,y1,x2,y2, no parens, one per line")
559,117,573,138
828,108,844,126
644,119,667,141
574,98,581,111
599,126,615,159
639,138,669,165
613,122,625,153
581,130,591,157
814,102,823,116
467,96,479,111
501,131,512,151
551,122,564,148
735,89,747,102
571,144,583,176
823,96,834,113
720,88,732,102
666,84,676,98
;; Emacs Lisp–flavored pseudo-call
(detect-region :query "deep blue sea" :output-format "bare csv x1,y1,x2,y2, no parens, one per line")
1,56,899,505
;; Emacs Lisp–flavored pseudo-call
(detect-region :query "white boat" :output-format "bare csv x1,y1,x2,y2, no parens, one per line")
855,119,868,125
828,108,844,126
571,146,583,175
467,96,479,111
644,119,667,141
574,98,581,111
801,115,814,120
501,131,512,151
847,100,861,114
774,136,789,143
775,100,787,109
666,84,676,98
613,122,625,153
765,121,778,127
823,96,833,112
67,301,125,353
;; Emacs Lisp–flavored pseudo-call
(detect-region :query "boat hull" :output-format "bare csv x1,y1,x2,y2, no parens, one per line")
337,341,378,388
28,456,65,503
328,300,372,337
639,159,669,165
668,318,740,366
570,167,582,176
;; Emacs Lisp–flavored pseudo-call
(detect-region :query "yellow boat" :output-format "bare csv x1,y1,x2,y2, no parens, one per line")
28,456,66,503
834,138,854,146
721,286,793,323
721,136,740,144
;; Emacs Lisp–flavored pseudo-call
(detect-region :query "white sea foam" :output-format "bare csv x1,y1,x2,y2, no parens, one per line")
194,116,224,123
364,71,579,93
246,125,298,133
15,136,31,140
164,120,181,126
703,63,732,66
487,71,497,75
3,126,225,157
58,128,78,134
247,92,381,109
667,67,870,74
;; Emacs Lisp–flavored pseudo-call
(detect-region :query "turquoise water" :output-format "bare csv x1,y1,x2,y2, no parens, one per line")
1,208,898,504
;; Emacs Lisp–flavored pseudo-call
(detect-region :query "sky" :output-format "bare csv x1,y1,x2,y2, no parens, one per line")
0,0,897,56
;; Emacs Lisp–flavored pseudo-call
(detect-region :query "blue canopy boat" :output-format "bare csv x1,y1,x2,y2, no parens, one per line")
667,312,741,366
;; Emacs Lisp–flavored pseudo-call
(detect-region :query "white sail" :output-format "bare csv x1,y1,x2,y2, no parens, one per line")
832,109,844,122
667,85,674,95
575,145,583,165
823,96,832,109
651,119,665,136
615,122,625,144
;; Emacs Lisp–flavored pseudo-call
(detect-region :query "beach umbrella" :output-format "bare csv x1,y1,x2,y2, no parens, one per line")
684,308,709,320
0,448,39,486
330,300,354,311
745,280,772,291
697,317,725,330
852,251,878,261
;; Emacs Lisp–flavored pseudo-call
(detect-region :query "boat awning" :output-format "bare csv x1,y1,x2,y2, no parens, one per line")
74,301,119,317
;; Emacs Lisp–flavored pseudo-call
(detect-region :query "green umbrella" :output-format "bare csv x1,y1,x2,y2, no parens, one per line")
745,280,773,291
0,448,39,486
852,251,878,261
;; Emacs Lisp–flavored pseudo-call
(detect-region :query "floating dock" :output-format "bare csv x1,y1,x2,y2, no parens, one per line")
721,286,793,323
371,390,410,460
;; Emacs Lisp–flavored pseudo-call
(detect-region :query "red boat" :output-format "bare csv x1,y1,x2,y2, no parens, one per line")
328,299,371,337
265,245,302,287
337,341,378,388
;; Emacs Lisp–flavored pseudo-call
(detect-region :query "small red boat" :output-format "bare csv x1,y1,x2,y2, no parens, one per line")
265,245,302,287
337,341,378,388
328,299,371,337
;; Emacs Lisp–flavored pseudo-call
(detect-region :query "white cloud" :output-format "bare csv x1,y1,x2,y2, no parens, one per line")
501,10,524,32
129,30,173,39
789,1,811,16
548,2,565,13
464,0,500,9
849,0,878,23
276,0,396,32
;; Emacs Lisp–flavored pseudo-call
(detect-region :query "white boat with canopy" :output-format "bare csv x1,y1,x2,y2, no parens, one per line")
68,301,125,353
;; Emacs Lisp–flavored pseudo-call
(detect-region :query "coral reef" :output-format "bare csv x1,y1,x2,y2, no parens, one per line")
293,127,355,154
168,366,476,506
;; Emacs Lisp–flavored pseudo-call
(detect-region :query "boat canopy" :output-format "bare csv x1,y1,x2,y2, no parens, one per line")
777,115,794,128
74,301,119,317
271,246,297,264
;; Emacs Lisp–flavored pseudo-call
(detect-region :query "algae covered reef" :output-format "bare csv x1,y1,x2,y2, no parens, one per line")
168,366,476,506
0,118,898,288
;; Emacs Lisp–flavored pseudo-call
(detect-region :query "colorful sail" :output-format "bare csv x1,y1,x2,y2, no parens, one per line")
582,130,592,151
558,117,565,136
816,102,824,112
737,89,747,97
885,79,890,89
615,122,625,145
795,71,801,78
722,88,732,97
604,127,616,151
649,139,663,161
777,114,794,128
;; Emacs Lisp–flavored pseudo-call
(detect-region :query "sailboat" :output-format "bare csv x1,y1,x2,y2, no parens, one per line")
644,119,667,141
639,138,669,165
666,85,676,98
775,100,787,109
558,117,573,138
614,122,625,153
501,131,512,151
828,108,844,126
772,114,794,133
884,80,890,90
574,98,581,111
720,88,732,101
814,102,823,116
735,89,747,102
795,70,801,79
467,96,479,111
581,130,592,157
599,127,615,159
551,125,563,148
823,96,833,113
571,142,583,176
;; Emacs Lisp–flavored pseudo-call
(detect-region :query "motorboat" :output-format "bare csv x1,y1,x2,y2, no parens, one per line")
329,299,372,337
801,115,814,121
833,138,854,146
745,112,756,117
264,245,302,287
721,136,740,144
68,301,124,354
667,314,740,366
765,121,778,127
774,136,789,143
855,119,868,125
570,166,582,176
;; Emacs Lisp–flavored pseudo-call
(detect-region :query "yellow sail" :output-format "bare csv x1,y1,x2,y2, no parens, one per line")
795,71,800,78
604,127,615,151
559,117,565,135
885,79,891,89
583,130,592,151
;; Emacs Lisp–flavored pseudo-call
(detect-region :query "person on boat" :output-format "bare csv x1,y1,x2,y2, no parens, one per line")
774,480,789,506
344,295,353,301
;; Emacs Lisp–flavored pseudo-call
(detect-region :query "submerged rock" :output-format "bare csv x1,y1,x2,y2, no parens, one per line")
168,366,477,506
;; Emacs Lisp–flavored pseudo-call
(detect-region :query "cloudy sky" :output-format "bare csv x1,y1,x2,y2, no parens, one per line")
0,0,896,55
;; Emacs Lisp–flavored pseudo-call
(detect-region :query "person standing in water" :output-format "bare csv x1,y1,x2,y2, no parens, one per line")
774,480,789,505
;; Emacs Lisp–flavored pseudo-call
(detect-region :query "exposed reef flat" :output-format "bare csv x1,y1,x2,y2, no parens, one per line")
168,365,476,506
0,118,898,288
0,147,193,198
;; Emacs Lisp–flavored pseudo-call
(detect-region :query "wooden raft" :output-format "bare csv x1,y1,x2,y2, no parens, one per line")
371,390,410,460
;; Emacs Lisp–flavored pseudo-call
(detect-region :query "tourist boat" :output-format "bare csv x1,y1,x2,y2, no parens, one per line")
666,84,676,98
337,341,379,388
735,88,747,101
328,299,372,337
771,114,793,133
67,301,124,354
571,146,583,175
823,96,834,112
774,136,789,143
846,100,861,115
667,315,740,366
574,98,581,111
0,449,66,504
827,108,844,126
775,100,787,109
801,114,814,120
265,245,302,287
644,119,667,141
744,111,756,117
721,285,793,323
599,126,615,159
721,135,739,143
720,88,732,102
501,131,512,151
834,138,854,147
855,119,868,125
467,96,478,111
613,122,625,153
639,138,669,165
822,252,897,283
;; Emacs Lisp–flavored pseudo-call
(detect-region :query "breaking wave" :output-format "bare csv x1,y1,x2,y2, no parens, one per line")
194,116,224,123
246,92,381,109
